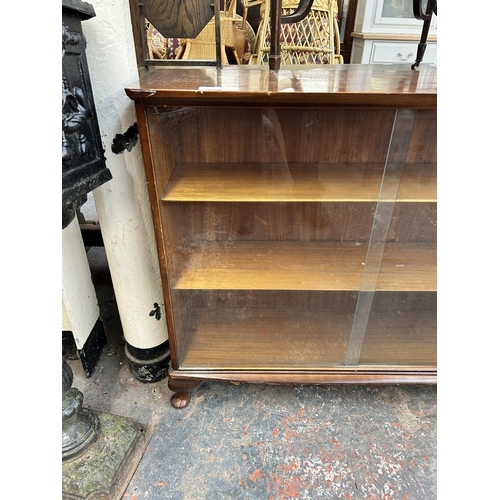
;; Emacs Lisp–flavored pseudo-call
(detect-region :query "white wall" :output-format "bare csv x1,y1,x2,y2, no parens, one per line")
81,0,168,349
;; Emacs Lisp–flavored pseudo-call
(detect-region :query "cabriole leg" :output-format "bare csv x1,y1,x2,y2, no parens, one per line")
168,377,201,409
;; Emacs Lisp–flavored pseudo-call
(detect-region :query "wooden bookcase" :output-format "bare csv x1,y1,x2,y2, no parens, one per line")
125,64,437,408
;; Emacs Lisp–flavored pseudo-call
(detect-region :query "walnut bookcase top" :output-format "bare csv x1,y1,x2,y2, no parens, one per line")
125,64,437,109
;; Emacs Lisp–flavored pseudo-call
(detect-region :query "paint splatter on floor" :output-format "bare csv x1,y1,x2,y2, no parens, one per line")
124,382,436,499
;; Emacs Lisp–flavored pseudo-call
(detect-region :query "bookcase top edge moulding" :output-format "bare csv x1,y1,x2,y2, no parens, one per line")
126,10,437,410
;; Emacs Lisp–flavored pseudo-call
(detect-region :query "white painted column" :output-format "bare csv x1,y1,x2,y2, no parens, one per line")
62,217,100,349
81,0,168,352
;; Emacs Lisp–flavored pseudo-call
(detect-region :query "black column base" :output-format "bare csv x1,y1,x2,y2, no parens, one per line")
125,339,170,383
62,331,79,360
62,317,107,378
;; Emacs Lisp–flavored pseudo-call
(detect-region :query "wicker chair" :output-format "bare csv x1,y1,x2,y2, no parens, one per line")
248,0,343,65
176,1,256,64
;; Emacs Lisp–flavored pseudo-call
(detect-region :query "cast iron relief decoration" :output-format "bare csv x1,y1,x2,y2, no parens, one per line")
61,10,111,230
62,24,91,163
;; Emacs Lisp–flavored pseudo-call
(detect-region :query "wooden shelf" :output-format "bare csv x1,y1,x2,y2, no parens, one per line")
395,164,437,202
179,308,352,369
360,312,437,365
378,242,436,291
173,241,436,292
162,163,436,203
177,308,435,370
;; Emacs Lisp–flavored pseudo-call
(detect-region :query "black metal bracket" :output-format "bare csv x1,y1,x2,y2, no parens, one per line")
411,0,437,70
281,0,314,24
269,0,315,71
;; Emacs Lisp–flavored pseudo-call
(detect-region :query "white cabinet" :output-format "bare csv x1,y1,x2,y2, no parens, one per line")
350,0,437,65
352,38,437,64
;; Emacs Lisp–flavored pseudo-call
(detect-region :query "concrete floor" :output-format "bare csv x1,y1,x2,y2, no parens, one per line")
67,245,437,500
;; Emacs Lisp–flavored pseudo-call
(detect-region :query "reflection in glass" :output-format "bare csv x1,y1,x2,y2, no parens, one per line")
382,0,423,19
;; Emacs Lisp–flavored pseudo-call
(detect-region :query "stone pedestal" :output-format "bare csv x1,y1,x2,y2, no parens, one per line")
62,359,152,500
62,359,100,461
